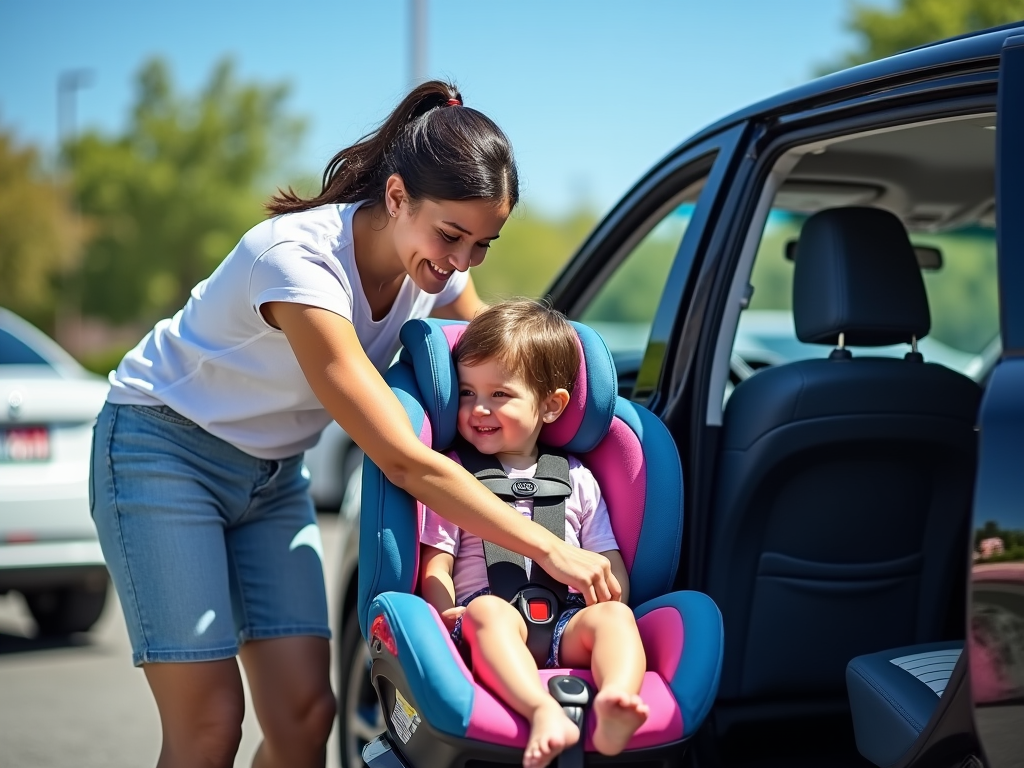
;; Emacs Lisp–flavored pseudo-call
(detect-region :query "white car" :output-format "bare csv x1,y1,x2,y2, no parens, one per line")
0,308,110,635
304,420,362,512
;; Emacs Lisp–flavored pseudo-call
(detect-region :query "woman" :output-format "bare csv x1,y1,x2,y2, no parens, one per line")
90,80,620,768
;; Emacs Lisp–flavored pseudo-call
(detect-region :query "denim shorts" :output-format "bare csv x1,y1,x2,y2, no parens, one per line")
91,402,330,666
451,588,588,668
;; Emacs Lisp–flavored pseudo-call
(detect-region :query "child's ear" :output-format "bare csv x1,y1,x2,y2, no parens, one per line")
541,388,571,423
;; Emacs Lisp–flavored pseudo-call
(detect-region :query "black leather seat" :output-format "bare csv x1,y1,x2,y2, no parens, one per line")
847,641,964,767
707,207,980,721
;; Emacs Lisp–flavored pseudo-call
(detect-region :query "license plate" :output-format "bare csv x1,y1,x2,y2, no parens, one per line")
1,427,50,461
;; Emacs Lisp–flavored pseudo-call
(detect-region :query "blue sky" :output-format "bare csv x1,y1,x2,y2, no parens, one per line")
0,1,889,217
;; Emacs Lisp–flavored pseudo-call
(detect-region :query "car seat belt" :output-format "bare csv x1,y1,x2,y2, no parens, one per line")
455,442,572,667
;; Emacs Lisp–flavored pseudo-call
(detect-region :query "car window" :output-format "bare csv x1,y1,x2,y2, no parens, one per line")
0,327,52,367
738,210,999,382
578,203,694,358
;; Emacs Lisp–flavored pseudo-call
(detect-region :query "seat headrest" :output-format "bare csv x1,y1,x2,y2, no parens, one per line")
793,207,930,347
397,318,618,453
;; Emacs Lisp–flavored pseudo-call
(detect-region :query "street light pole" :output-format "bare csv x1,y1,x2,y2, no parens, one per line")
55,68,92,353
410,0,427,87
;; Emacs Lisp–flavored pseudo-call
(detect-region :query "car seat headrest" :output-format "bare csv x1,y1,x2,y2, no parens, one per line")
398,318,618,453
793,207,931,347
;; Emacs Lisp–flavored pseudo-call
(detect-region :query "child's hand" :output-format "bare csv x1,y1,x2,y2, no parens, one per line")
440,606,466,632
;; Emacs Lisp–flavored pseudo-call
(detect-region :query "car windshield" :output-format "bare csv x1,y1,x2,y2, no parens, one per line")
0,328,53,367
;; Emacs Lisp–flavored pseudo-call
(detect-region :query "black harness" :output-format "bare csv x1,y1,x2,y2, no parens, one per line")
455,442,573,666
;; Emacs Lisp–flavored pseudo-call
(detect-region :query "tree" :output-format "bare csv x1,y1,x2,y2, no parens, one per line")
473,205,597,302
70,58,305,325
0,123,80,331
825,0,1024,71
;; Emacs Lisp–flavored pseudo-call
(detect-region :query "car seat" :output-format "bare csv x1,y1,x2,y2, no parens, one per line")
707,207,980,729
357,318,723,768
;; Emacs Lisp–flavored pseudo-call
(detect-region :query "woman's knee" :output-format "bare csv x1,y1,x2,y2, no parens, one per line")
164,686,245,766
262,683,336,748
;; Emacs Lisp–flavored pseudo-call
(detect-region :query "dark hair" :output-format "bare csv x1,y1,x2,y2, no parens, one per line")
454,300,579,401
266,80,518,215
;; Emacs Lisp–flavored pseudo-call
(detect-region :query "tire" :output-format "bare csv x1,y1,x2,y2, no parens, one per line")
338,603,385,768
25,579,108,636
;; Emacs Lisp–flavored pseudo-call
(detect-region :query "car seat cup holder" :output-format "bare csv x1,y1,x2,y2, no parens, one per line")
547,675,593,768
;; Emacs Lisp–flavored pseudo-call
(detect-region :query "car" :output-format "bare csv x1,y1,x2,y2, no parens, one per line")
335,22,1024,768
304,419,361,511
0,308,110,635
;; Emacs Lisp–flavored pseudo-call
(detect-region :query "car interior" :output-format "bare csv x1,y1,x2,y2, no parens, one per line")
701,113,997,768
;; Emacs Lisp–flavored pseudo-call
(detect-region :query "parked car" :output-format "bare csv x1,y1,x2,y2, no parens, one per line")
335,22,1024,768
304,419,361,511
0,309,110,635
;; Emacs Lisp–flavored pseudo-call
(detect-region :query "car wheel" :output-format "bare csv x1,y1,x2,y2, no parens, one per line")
339,603,384,768
25,580,108,636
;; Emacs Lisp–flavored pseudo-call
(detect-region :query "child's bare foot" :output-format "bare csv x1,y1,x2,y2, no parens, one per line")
592,689,649,756
523,699,580,768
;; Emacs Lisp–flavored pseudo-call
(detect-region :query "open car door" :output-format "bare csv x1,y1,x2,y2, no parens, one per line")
969,32,1024,768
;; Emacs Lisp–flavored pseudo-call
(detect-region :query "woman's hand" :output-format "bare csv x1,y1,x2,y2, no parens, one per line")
539,540,621,605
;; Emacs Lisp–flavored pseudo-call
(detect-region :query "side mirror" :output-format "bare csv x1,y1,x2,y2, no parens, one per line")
784,239,943,270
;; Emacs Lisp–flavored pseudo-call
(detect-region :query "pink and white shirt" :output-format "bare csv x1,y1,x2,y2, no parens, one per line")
420,455,619,604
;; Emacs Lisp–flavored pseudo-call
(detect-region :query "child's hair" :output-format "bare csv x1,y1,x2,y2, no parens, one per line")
266,80,518,215
454,300,580,400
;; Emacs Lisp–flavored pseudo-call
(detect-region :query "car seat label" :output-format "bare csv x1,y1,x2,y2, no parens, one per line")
392,689,421,744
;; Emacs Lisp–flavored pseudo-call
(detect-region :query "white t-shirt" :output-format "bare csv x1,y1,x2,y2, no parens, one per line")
107,202,468,459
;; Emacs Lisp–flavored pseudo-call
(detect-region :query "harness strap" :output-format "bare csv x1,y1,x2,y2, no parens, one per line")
455,442,572,666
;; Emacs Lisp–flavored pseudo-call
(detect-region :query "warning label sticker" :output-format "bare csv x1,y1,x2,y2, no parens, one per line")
392,689,421,744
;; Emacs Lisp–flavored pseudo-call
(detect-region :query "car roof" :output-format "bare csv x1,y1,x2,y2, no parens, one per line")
684,22,1024,147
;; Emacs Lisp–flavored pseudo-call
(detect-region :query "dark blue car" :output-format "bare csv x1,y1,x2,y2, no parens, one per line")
335,21,1024,768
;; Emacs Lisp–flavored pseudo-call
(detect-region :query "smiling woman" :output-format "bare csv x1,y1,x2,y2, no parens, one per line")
88,79,621,768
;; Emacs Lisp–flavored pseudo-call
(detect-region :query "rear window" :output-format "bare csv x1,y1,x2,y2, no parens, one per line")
0,328,52,367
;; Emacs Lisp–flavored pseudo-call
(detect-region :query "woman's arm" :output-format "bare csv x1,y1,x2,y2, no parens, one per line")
419,545,464,631
430,273,486,320
265,301,620,604
601,550,630,605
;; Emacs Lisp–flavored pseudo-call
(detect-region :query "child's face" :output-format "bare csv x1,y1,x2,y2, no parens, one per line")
456,358,567,463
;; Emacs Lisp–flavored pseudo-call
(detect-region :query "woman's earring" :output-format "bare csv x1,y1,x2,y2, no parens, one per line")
389,209,396,218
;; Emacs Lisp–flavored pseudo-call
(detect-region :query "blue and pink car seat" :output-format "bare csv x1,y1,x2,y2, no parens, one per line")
358,318,723,768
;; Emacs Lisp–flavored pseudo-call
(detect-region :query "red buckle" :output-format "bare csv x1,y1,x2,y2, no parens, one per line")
527,599,551,622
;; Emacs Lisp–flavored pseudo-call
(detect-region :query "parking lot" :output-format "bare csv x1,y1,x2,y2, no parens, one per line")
0,514,344,768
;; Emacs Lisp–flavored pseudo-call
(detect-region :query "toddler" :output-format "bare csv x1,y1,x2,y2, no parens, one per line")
419,300,649,768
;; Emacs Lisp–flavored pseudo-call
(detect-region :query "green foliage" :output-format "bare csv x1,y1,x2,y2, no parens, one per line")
975,521,1024,563
70,58,305,325
580,205,691,325
822,0,1024,72
472,206,597,303
0,123,79,331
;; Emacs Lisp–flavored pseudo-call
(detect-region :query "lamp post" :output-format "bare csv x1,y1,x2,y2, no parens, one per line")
55,68,92,352
410,0,427,86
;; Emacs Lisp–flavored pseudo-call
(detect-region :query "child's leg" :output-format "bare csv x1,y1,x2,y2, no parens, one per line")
462,595,579,768
556,601,649,756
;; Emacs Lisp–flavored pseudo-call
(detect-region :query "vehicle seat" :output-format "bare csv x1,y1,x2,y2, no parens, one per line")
846,641,964,767
707,207,980,723
358,318,723,768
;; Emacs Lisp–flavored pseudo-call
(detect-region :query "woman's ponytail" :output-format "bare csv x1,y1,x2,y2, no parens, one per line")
266,80,517,215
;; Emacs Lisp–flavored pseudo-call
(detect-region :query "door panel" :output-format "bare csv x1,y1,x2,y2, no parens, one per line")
970,33,1024,768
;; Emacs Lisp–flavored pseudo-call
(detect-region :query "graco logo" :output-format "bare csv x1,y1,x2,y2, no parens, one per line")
511,479,537,497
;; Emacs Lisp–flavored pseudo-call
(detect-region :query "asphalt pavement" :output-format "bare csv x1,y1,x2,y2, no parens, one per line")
0,513,344,768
